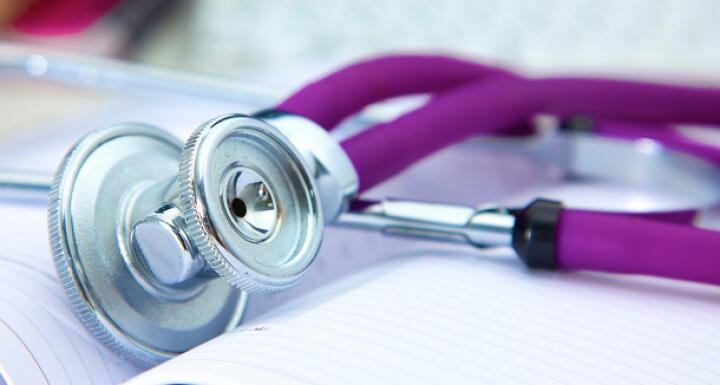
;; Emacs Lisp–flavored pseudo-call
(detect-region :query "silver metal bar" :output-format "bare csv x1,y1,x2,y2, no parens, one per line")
0,43,281,105
336,199,515,248
0,170,52,202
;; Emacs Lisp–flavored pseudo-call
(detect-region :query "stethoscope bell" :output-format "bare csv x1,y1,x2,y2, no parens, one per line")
49,113,358,366
175,114,327,292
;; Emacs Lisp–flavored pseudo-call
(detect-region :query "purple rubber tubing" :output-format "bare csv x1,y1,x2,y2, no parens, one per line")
277,54,519,129
557,209,720,286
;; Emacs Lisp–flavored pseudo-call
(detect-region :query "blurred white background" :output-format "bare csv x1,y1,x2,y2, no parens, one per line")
2,0,719,157
133,0,720,85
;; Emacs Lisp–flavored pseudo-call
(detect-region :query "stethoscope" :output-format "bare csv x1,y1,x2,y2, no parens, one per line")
3,49,720,367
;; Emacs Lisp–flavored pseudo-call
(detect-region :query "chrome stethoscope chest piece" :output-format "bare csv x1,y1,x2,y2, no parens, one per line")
177,114,324,293
49,123,246,367
47,112,347,365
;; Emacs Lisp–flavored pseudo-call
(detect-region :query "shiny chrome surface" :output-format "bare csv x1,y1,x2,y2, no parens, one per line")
337,200,515,248
255,110,359,221
47,123,245,367
131,202,207,286
177,114,323,293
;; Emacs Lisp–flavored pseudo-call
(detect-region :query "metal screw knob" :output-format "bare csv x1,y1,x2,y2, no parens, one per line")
127,112,358,293
130,203,206,286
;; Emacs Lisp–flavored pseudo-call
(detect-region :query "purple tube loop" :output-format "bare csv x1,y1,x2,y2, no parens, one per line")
278,54,720,286
343,77,720,192
277,54,519,129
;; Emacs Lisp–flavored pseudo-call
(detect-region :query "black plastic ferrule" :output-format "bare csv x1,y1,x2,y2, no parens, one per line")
511,199,563,270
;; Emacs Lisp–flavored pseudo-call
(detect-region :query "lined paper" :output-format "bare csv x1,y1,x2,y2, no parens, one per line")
0,204,138,385
127,250,720,385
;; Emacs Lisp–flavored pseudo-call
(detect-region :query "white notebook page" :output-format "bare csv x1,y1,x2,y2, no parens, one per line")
0,204,139,385
127,250,720,385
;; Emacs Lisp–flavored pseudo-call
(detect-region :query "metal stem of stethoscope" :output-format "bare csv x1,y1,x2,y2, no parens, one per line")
0,169,517,254
0,43,281,105
0,170,53,201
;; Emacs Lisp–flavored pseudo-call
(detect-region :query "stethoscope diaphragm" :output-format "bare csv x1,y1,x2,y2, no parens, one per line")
49,123,246,366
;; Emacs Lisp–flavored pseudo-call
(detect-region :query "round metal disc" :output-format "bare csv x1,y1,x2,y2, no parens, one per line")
49,123,246,367
178,114,323,293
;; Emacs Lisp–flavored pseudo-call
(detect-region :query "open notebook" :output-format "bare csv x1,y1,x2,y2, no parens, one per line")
128,250,720,385
1,79,720,385
2,199,720,385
